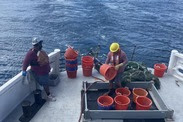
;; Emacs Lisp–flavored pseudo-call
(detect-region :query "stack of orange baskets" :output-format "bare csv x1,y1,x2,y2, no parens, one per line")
64,47,78,78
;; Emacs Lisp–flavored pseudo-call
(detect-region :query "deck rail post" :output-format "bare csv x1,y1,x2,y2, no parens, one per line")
167,50,178,75
53,49,61,75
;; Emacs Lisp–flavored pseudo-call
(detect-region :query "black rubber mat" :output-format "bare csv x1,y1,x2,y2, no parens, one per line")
19,99,46,122
86,89,158,110
85,89,165,122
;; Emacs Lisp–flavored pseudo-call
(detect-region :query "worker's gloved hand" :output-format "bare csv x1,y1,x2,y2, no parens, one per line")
22,71,27,76
115,65,120,70
115,63,124,70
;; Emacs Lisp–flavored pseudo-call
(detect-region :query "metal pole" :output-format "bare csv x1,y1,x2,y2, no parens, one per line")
130,45,137,61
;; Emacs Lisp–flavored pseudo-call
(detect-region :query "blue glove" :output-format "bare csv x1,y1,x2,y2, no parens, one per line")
22,71,27,76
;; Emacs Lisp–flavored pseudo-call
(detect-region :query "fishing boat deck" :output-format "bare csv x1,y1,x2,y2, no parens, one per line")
4,67,183,122
4,66,103,122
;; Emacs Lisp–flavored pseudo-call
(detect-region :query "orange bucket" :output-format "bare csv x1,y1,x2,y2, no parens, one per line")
82,63,93,69
100,64,117,80
82,56,94,77
132,88,148,103
115,88,131,97
97,96,114,110
64,47,78,59
66,71,77,78
114,95,130,110
82,56,94,65
154,63,167,77
83,68,93,77
136,96,152,110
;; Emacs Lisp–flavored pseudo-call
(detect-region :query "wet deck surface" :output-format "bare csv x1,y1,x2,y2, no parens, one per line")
4,66,103,122
30,67,103,122
4,67,183,122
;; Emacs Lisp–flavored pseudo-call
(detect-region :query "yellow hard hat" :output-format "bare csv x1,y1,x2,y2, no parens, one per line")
110,43,120,52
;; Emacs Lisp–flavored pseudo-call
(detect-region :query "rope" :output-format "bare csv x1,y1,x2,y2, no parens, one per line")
91,75,107,82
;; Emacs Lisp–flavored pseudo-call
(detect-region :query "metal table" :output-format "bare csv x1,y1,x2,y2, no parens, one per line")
81,81,174,122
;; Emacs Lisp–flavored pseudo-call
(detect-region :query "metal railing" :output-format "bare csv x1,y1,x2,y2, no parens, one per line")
167,50,183,81
0,49,61,122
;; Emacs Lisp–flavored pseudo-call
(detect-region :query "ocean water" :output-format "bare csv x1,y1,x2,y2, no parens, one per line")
0,0,183,85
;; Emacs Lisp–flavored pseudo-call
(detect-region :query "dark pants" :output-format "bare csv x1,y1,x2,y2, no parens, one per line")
109,72,123,89
31,71,49,86
31,70,50,95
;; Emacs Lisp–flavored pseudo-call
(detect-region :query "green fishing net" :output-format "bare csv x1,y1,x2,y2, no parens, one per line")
121,61,160,89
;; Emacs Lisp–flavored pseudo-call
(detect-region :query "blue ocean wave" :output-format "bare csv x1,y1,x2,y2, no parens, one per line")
0,0,183,85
